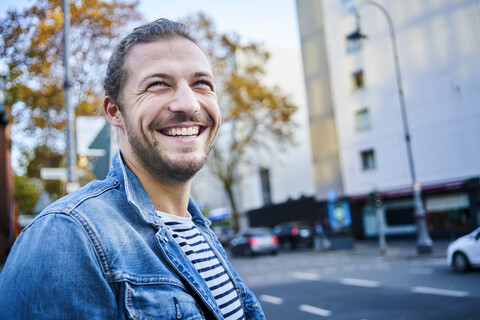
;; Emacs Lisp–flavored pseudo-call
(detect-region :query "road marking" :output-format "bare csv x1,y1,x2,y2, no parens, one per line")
409,267,434,275
340,278,380,288
266,272,285,281
342,265,356,272
299,304,332,317
323,267,337,274
260,295,284,305
411,286,469,297
359,264,373,270
291,271,322,281
246,275,264,283
375,263,390,270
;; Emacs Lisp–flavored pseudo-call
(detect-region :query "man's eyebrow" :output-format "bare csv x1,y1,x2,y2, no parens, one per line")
140,73,174,84
194,72,215,80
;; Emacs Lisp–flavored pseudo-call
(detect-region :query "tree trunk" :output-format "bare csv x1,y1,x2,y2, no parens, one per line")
224,181,240,233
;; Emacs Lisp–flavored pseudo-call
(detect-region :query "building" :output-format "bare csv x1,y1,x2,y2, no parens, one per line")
192,46,316,228
296,0,480,239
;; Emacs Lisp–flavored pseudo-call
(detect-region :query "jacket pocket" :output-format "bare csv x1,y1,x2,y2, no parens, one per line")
124,280,206,320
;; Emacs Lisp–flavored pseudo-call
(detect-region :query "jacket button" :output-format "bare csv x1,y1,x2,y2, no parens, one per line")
164,236,169,242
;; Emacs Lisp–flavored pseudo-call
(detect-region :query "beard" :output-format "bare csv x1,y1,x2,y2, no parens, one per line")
124,114,213,183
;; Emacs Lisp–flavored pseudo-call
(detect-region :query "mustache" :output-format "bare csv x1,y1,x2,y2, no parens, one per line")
156,112,214,127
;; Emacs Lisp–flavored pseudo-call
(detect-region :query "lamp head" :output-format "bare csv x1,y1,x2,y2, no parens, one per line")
347,28,367,41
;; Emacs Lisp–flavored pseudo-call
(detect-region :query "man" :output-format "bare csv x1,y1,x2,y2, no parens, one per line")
0,19,265,319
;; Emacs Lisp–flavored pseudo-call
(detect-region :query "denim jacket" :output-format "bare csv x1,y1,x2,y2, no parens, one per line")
0,153,265,320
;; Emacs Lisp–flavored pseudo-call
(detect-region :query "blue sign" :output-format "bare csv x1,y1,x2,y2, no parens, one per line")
327,200,351,231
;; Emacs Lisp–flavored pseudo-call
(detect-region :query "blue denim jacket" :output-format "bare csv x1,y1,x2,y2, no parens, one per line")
0,153,265,320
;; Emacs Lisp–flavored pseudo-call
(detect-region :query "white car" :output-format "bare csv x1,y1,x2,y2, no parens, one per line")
447,227,480,272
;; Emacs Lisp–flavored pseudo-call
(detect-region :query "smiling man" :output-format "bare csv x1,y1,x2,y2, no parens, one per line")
0,19,265,320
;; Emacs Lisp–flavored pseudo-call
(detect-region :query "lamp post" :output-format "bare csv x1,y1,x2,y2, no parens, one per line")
350,0,433,254
62,0,79,193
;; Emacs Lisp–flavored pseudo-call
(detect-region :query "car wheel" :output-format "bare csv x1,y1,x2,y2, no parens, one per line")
452,252,470,272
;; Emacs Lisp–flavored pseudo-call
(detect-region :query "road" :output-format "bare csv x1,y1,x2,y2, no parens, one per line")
229,244,480,319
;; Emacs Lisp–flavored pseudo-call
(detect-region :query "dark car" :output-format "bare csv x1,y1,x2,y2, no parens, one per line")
212,226,235,247
230,228,279,257
272,221,314,250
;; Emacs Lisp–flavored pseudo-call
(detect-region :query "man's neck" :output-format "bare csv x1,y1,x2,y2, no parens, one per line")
122,153,191,218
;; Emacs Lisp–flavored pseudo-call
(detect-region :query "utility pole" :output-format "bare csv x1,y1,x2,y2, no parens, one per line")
371,190,387,254
62,0,79,193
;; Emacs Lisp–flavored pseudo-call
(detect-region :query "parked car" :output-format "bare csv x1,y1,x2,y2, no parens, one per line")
212,226,235,247
230,228,279,257
447,227,480,272
272,221,314,250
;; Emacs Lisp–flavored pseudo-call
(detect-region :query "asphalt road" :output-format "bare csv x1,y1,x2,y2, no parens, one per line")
228,243,480,319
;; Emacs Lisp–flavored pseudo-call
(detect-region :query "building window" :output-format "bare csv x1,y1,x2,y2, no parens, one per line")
361,149,376,170
341,0,357,14
355,108,370,130
352,69,364,89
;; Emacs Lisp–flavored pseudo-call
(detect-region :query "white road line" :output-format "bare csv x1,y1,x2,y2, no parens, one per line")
409,267,434,275
411,286,469,297
246,275,264,283
342,265,356,272
299,304,332,317
259,295,284,305
375,263,391,270
359,264,373,270
291,271,322,281
340,278,380,288
323,267,337,274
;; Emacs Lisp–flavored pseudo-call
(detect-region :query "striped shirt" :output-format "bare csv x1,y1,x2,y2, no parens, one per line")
157,211,245,320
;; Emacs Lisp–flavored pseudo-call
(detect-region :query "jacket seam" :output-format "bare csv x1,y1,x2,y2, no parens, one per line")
69,210,115,282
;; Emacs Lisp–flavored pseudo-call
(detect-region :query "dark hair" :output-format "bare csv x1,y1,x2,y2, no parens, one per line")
103,18,196,109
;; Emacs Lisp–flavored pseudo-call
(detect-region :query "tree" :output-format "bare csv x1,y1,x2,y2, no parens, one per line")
0,0,141,197
183,13,298,231
13,174,40,214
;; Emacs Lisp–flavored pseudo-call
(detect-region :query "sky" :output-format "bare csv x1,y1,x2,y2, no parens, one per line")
0,0,301,49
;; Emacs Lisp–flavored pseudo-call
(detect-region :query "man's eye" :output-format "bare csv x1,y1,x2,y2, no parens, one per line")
147,81,168,90
194,80,214,90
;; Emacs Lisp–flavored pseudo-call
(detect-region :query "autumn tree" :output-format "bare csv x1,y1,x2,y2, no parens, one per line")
183,13,298,232
13,174,41,214
0,0,141,200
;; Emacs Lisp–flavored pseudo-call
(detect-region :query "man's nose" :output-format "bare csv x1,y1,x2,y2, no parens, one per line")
168,82,201,114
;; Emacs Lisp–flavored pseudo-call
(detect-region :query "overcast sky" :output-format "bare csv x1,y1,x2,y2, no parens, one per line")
0,0,301,48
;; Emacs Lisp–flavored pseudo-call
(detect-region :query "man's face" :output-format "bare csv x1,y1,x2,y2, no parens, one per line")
116,38,221,182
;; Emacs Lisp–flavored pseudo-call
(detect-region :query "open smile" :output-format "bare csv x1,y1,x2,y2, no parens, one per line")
158,125,205,138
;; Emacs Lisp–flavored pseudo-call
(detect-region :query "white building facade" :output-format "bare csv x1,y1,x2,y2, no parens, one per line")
192,46,316,227
297,0,480,238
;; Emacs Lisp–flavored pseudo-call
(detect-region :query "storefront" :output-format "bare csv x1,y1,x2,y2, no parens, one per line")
351,178,480,239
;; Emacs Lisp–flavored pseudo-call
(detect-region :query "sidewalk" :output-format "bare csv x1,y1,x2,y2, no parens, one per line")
347,239,450,260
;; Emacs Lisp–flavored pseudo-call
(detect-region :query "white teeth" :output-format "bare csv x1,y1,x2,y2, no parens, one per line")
165,126,199,137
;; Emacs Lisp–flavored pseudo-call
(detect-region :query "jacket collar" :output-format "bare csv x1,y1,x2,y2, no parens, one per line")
108,151,210,228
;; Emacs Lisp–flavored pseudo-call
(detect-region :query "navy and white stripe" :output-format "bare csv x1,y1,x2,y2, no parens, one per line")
157,211,245,320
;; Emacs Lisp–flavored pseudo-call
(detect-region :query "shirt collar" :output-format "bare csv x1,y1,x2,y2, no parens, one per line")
109,151,210,228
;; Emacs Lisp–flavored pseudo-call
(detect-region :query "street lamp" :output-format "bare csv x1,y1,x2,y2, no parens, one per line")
349,0,433,254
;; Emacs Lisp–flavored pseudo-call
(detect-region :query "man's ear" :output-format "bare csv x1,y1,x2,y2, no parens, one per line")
104,96,123,128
